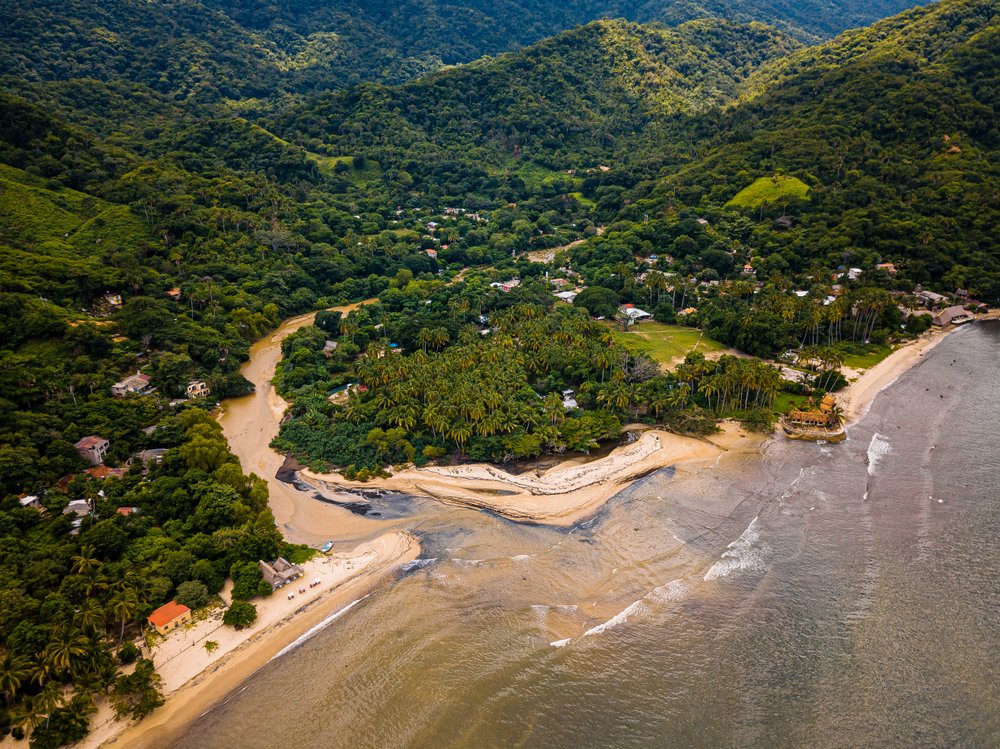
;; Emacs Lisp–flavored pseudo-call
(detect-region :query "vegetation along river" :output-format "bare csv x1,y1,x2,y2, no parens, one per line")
187,319,1000,748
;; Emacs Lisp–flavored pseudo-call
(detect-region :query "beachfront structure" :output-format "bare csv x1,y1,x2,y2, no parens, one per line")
74,435,109,466
147,601,192,635
111,372,154,397
186,380,211,398
787,394,839,428
259,557,304,590
932,305,971,327
553,290,578,303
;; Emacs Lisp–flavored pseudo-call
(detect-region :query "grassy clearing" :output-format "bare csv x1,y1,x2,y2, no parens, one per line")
725,175,810,209
308,152,382,187
835,343,894,370
613,321,729,367
772,392,812,415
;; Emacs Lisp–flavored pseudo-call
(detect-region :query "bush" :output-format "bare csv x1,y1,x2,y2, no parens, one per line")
223,601,257,629
118,641,140,665
174,580,209,610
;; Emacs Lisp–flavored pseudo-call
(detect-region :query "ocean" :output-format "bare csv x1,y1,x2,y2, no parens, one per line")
171,321,1000,749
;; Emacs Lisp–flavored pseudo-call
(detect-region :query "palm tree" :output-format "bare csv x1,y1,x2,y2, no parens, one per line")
76,600,105,634
203,640,219,655
109,590,139,643
43,628,89,675
9,695,44,737
71,546,101,576
0,653,30,705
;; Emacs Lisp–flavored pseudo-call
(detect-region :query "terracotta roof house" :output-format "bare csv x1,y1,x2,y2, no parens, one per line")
74,435,109,466
111,372,154,398
259,557,304,590
165,288,182,301
85,465,127,480
147,601,192,635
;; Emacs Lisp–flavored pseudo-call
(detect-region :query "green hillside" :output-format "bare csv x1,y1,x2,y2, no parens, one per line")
0,0,929,103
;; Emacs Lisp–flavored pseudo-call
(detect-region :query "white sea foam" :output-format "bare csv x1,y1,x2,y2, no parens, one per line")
510,554,534,561
704,517,767,581
867,433,891,475
645,579,687,604
550,638,571,648
270,597,367,661
555,604,579,614
451,558,483,567
582,600,648,637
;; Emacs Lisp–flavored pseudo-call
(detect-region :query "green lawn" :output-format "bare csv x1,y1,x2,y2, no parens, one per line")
773,392,812,415
835,343,894,370
725,175,811,209
613,321,729,368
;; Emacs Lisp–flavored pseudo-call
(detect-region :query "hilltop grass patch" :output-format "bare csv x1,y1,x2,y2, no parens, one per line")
725,175,811,210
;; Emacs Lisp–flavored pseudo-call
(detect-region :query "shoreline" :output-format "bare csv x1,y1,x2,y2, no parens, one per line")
301,422,763,527
86,531,420,749
838,318,984,427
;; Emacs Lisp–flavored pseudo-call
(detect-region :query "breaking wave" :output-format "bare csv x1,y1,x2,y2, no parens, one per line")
270,597,367,661
704,517,768,581
867,433,891,475
582,600,649,637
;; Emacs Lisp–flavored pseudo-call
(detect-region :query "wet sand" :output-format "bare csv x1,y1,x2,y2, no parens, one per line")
89,532,419,749
217,299,383,545
304,423,761,526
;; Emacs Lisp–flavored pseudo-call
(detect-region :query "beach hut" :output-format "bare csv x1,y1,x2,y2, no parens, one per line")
147,601,192,635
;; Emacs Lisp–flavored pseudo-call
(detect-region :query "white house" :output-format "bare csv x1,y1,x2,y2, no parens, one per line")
619,304,653,322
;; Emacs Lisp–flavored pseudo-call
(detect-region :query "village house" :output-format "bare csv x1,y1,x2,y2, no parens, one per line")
425,248,438,259
116,506,139,517
85,465,127,480
553,290,578,303
561,389,578,409
677,307,698,317
916,288,948,308
742,263,755,276
490,279,520,293
876,262,897,274
111,372,154,397
165,287,182,301
619,304,653,323
186,380,211,399
322,340,339,356
259,557,305,590
137,448,168,468
104,292,123,308
147,601,192,635
932,305,972,327
63,499,92,534
74,435,109,466
18,495,42,511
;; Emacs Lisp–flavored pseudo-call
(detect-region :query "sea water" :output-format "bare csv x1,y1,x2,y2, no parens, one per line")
173,322,1000,749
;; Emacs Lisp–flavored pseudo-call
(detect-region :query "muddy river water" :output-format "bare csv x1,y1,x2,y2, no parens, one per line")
189,316,999,748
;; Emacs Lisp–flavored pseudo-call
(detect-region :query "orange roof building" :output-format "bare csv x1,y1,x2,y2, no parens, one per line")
147,601,191,635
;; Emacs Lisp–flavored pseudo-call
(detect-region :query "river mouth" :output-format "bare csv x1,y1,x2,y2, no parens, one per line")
179,321,1000,749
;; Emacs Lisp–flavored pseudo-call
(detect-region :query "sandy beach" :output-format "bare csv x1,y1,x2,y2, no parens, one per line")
81,531,419,749
303,423,761,526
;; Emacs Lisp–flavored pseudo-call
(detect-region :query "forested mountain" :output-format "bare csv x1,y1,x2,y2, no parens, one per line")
619,0,1000,297
0,0,927,101
271,19,801,178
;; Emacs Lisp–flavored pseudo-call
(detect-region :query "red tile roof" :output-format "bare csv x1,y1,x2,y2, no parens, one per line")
74,435,107,450
147,601,190,627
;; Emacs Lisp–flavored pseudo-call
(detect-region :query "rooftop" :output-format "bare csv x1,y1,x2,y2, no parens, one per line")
148,601,191,627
